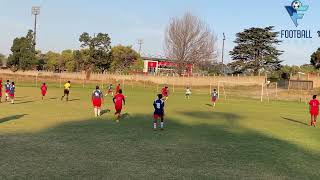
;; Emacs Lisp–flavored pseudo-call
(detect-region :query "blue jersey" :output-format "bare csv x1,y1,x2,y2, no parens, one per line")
153,99,164,115
9,85,15,94
5,83,10,91
92,89,103,99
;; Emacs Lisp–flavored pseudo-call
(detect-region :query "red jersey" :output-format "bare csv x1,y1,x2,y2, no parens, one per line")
114,94,125,108
41,85,47,92
162,88,168,96
309,99,319,113
116,85,121,93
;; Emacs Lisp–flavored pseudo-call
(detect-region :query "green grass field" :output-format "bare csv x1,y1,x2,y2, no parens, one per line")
0,84,320,179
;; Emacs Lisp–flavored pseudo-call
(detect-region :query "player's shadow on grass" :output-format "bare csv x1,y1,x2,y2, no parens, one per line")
121,113,130,119
48,97,58,100
14,100,35,104
0,114,27,123
68,99,80,102
281,117,308,126
100,109,111,116
205,103,213,107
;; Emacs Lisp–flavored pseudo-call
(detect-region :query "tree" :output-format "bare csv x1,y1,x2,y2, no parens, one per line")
61,50,75,72
7,30,36,71
79,32,112,74
0,53,5,67
73,49,90,72
111,45,141,72
44,51,60,71
165,13,218,75
229,26,283,74
311,48,320,69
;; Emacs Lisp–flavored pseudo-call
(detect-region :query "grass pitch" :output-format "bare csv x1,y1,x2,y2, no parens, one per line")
0,84,320,179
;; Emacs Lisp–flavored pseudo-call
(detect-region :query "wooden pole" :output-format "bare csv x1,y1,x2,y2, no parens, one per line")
59,75,62,88
261,82,264,102
35,75,38,87
217,82,220,99
275,82,278,98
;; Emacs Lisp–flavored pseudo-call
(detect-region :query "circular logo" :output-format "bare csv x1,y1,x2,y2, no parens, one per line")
291,0,302,10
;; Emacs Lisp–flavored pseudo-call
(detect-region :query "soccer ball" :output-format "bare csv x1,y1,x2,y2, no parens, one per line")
291,0,301,10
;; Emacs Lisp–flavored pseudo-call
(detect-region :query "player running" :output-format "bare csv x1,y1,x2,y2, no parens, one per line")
161,86,169,101
211,89,218,109
153,94,165,130
309,95,319,127
185,87,191,99
5,80,10,102
92,86,104,117
113,89,125,123
61,81,71,101
41,83,47,100
105,84,113,96
115,84,121,94
9,82,15,104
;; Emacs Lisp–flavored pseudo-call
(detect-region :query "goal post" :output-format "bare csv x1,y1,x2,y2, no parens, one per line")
217,81,266,102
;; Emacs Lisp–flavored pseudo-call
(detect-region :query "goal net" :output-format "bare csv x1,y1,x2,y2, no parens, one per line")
217,81,271,102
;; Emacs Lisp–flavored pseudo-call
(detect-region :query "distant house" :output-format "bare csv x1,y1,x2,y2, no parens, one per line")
142,57,192,75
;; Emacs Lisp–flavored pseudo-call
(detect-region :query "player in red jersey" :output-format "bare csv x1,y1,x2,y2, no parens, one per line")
0,79,2,103
309,95,319,127
161,86,169,101
92,85,104,117
40,83,47,100
113,89,125,122
115,84,121,94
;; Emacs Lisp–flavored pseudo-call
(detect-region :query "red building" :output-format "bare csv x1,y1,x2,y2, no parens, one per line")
142,57,193,74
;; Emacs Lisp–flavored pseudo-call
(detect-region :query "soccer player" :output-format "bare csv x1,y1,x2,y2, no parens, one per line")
113,89,125,123
41,83,47,100
115,84,121,94
211,89,218,109
105,84,113,96
161,86,169,101
153,94,165,130
92,85,104,117
61,81,71,101
9,82,15,104
309,95,319,127
185,87,191,99
5,80,10,102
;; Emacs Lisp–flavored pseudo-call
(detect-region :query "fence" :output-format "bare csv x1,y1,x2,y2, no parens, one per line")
0,70,266,87
1,70,315,102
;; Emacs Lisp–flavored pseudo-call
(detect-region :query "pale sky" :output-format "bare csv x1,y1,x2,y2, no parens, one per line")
0,0,319,65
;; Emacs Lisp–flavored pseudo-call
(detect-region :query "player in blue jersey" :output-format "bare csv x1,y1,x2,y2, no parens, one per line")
5,80,10,102
153,94,165,130
92,85,104,117
9,82,15,104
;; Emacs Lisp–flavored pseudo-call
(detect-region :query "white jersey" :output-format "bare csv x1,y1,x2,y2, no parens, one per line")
186,89,191,94
211,91,218,98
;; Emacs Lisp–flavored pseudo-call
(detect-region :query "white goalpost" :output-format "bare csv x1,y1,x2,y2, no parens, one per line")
217,81,268,102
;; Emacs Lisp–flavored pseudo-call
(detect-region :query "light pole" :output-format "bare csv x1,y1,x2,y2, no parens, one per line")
137,39,143,55
221,33,226,64
31,6,40,50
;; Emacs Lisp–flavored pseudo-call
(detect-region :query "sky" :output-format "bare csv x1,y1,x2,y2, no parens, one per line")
0,0,319,65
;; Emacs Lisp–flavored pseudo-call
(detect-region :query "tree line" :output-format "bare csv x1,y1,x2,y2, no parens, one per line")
4,31,143,74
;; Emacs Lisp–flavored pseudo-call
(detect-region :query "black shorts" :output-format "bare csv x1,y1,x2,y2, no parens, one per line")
64,89,69,95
